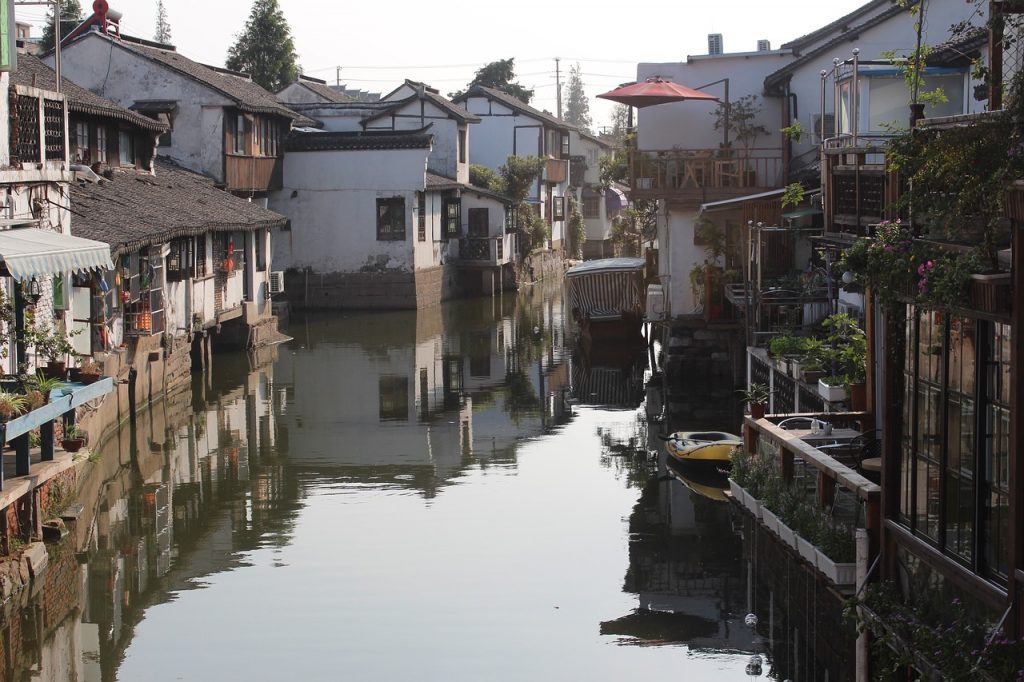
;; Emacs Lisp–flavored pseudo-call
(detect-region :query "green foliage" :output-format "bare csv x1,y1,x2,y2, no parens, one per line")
225,0,299,92
712,94,768,152
563,63,591,132
469,164,501,191
851,581,1024,681
694,217,725,259
28,373,66,395
154,0,172,44
598,147,629,188
780,121,805,143
0,391,27,420
736,383,770,406
816,313,867,387
567,197,585,260
839,220,984,310
769,334,816,358
450,58,534,104
781,182,806,209
497,155,545,202
608,105,632,145
611,200,655,256
25,320,76,362
39,0,83,52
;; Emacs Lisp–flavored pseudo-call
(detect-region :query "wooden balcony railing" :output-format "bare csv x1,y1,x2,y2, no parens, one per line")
628,147,783,203
457,236,505,265
225,155,283,193
544,158,568,184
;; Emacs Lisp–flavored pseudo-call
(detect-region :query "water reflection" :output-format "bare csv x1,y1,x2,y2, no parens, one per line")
0,281,852,681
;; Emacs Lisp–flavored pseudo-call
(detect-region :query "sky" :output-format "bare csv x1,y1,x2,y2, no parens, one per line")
16,0,870,129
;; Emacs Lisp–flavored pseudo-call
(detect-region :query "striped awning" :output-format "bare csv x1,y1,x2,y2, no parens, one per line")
0,228,114,281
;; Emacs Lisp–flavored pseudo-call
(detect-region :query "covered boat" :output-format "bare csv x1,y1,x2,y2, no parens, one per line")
664,431,741,465
565,257,646,341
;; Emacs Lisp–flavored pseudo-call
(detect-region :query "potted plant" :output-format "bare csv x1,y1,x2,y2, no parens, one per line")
0,390,27,423
78,358,102,384
27,322,76,380
25,389,45,412
27,373,65,402
814,313,866,406
737,383,770,419
60,425,86,453
814,520,857,587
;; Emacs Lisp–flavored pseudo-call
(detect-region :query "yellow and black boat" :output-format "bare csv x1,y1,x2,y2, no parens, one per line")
664,431,741,466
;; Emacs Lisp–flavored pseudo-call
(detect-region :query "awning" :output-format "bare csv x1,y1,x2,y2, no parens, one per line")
0,228,114,281
605,186,628,213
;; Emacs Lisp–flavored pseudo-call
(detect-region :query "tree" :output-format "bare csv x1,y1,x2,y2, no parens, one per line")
608,104,631,144
450,58,534,104
711,94,768,154
154,0,172,44
225,0,299,92
496,155,546,254
563,63,592,132
469,164,501,191
39,0,83,53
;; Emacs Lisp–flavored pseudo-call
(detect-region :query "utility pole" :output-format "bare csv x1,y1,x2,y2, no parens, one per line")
336,66,340,86
555,57,562,119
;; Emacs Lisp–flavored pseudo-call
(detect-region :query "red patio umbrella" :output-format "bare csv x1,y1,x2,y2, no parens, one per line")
596,77,718,108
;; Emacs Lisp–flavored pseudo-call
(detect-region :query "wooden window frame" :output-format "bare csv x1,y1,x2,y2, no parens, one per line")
417,192,426,242
377,197,406,241
468,207,488,237
442,196,461,240
582,195,600,219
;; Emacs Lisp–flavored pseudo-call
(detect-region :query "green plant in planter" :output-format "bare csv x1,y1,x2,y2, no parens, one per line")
737,383,770,406
815,313,867,388
0,391,27,421
28,373,66,397
729,447,776,500
26,321,77,366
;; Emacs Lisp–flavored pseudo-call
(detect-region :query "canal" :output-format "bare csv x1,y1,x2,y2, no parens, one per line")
1,283,856,681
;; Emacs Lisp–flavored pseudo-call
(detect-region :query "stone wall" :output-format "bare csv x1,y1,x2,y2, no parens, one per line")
661,317,745,425
283,265,464,310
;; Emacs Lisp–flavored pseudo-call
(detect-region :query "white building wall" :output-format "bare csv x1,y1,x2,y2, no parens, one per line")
364,101,463,180
52,34,234,182
269,146,430,274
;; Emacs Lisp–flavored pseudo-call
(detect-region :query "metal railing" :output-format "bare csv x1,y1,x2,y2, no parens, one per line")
628,147,783,196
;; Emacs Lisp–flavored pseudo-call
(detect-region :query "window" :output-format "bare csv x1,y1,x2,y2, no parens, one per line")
505,205,516,233
256,228,266,269
166,238,191,282
194,235,208,277
458,128,467,164
234,114,246,154
52,274,66,310
552,196,565,221
468,207,488,237
560,132,570,158
74,122,89,162
376,197,406,241
582,195,600,219
417,192,426,242
118,130,135,166
897,308,1011,584
95,125,107,164
158,130,172,147
442,196,461,239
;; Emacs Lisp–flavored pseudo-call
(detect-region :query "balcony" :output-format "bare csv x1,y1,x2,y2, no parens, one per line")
543,158,568,184
9,86,67,169
823,134,901,235
456,235,507,266
628,147,783,204
225,154,283,193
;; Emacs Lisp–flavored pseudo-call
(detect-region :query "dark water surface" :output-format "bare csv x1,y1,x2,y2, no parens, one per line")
12,284,779,681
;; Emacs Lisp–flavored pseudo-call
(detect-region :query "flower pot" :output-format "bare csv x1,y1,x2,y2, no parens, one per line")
41,362,67,381
801,368,825,384
818,378,847,403
749,402,765,420
742,492,762,519
79,372,101,385
796,535,818,568
728,479,747,506
760,508,781,536
968,272,1011,316
61,438,85,453
814,548,856,586
776,520,797,549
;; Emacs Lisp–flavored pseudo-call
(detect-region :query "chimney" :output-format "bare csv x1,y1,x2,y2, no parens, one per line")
757,39,771,52
708,33,723,55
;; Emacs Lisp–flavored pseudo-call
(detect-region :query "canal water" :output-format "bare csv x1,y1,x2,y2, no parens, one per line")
1,282,855,681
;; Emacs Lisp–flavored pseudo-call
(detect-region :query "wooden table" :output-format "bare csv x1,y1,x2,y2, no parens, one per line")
860,457,882,473
788,428,863,445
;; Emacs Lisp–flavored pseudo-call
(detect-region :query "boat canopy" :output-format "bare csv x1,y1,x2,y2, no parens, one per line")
565,258,646,322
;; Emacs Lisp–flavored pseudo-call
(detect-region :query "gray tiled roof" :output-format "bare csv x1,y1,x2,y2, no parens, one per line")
453,84,574,132
286,128,434,152
781,0,892,50
285,77,355,104
426,172,512,204
71,157,287,256
70,33,315,126
11,53,168,132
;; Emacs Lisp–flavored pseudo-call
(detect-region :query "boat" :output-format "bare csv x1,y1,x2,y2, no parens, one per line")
664,431,741,465
665,459,730,502
565,257,646,344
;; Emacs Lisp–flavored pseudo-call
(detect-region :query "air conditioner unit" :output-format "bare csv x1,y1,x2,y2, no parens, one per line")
645,284,666,321
268,271,285,295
